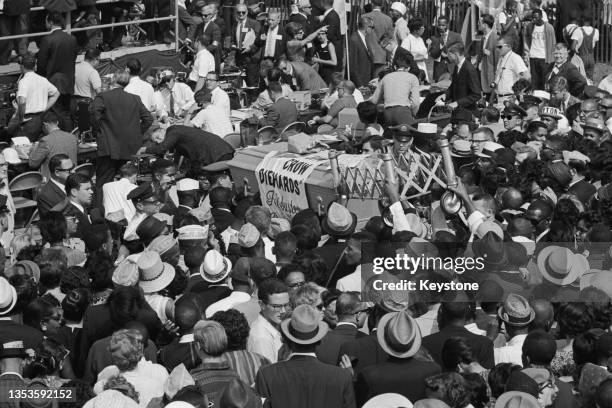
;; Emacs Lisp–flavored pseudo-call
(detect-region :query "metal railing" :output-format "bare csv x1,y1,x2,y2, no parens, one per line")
0,0,180,52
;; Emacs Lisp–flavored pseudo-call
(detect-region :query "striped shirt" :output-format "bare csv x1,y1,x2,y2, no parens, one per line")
223,349,270,387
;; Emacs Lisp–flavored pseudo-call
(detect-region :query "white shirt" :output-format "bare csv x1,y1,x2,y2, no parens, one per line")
124,212,147,241
247,314,283,363
599,74,612,94
401,34,429,82
211,86,231,118
336,265,361,292
74,61,101,99
103,178,137,221
190,48,216,82
17,71,59,114
263,236,276,264
530,25,546,59
144,293,171,324
93,358,169,408
574,26,600,50
357,30,368,52
125,76,156,111
190,104,233,137
494,333,528,366
264,25,280,58
495,51,528,95
205,291,251,317
153,82,196,118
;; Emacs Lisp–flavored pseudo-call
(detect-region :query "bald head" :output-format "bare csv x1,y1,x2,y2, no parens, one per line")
336,292,362,319
340,80,355,96
529,299,554,332
174,295,202,333
268,11,280,29
501,188,524,210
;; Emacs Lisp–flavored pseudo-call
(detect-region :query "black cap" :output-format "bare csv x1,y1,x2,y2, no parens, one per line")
502,102,528,117
127,182,158,203
135,216,166,243
0,340,26,359
392,124,413,142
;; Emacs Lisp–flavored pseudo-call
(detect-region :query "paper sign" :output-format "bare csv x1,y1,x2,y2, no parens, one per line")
255,152,326,220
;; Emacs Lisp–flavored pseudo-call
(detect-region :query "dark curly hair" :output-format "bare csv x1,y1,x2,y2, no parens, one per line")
441,337,474,371
16,244,43,263
29,338,69,377
424,372,470,408
581,287,612,330
572,328,605,383
86,250,114,292
556,302,594,338
488,363,522,399
295,251,329,286
461,373,489,408
552,198,581,227
58,380,95,408
8,274,38,314
211,309,250,351
60,266,90,294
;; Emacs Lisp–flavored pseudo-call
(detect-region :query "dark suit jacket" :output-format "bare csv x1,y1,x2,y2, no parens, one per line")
145,125,234,167
422,325,495,369
429,31,463,82
37,29,78,95
211,207,238,233
233,18,262,61
545,61,587,97
321,9,343,68
389,47,426,83
256,24,287,61
363,9,394,43
355,357,441,406
0,320,44,350
93,88,153,161
568,179,596,205
316,324,366,365
190,285,233,312
349,31,374,88
0,373,27,408
289,12,315,35
37,180,67,216
158,338,201,372
446,59,482,110
193,21,223,67
261,97,298,131
255,355,356,408
337,332,388,375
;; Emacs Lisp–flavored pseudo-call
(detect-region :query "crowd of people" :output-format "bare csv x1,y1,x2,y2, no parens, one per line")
4,0,612,408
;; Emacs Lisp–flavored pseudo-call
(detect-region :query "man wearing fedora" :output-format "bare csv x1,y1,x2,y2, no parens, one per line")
192,250,233,311
494,293,535,366
355,309,440,405
255,304,356,408
0,340,28,408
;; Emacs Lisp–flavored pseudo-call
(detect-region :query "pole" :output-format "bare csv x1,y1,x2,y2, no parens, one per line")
345,34,350,80
175,0,180,52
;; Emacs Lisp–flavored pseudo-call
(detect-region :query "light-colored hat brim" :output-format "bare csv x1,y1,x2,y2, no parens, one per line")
536,246,586,286
139,263,176,293
280,318,328,345
0,284,17,315
497,305,535,327
201,257,233,283
494,391,540,408
376,312,421,358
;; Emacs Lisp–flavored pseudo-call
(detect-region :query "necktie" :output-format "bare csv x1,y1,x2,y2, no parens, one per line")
266,29,275,57
169,90,175,117
238,22,244,48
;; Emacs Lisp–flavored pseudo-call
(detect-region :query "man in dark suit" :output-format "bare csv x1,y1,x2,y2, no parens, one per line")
209,187,238,234
232,3,262,86
37,153,73,215
259,82,298,131
0,0,29,65
193,4,223,68
142,124,235,174
158,295,202,371
428,15,463,83
289,0,315,35
316,293,366,365
37,12,78,96
422,294,495,369
545,42,587,97
355,310,441,406
51,173,96,237
349,17,375,88
255,305,356,408
93,70,153,207
256,10,286,62
443,42,482,111
363,0,393,44
319,0,343,71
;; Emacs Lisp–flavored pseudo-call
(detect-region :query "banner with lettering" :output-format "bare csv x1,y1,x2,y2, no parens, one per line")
255,152,326,220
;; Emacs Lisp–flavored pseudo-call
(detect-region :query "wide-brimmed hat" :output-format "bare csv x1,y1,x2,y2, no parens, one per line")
537,246,588,286
450,139,472,158
473,231,508,267
494,391,540,408
137,251,176,293
498,293,535,327
280,304,328,345
409,123,437,139
201,249,232,283
476,141,504,158
112,254,140,287
362,393,413,408
0,277,17,316
376,310,421,358
322,202,357,237
238,223,261,248
532,90,551,102
580,269,612,298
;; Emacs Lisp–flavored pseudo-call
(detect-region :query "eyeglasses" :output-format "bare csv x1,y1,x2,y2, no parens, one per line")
142,199,161,205
237,11,247,15
202,13,211,17
496,45,507,49
267,302,290,311
501,115,516,120
288,281,305,289
315,303,324,311
57,166,75,173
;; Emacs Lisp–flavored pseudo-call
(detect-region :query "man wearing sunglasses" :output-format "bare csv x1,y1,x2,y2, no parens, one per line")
233,3,262,87
37,153,74,216
193,4,222,67
492,36,529,107
501,102,527,132
289,0,315,35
